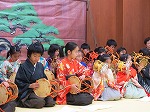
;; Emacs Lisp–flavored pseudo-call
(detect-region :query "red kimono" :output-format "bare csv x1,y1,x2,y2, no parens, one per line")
56,58,91,104
117,67,137,84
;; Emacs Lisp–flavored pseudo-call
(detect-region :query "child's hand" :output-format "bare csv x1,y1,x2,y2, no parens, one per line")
29,83,39,89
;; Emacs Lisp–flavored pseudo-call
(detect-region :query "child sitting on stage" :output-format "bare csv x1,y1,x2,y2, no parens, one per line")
80,43,90,57
116,54,147,99
92,54,122,101
15,42,55,108
57,42,93,105
0,45,21,82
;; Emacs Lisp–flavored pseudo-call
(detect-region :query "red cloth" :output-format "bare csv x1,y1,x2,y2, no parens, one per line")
56,58,91,104
116,67,137,84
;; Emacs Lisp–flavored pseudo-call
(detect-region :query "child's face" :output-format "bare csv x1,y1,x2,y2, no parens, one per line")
76,52,83,62
82,49,90,56
105,58,111,64
146,40,150,49
119,50,126,56
30,53,41,64
109,45,115,51
54,50,59,57
11,52,21,62
126,55,132,66
68,46,79,59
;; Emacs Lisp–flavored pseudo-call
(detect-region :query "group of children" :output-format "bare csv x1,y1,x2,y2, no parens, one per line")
0,37,149,112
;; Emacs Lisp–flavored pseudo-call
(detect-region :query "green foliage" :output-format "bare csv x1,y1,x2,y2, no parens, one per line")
0,1,64,51
0,25,10,32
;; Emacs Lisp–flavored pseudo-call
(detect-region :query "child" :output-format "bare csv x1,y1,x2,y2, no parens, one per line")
105,39,117,55
15,42,55,108
116,47,127,57
80,43,90,56
47,44,60,77
0,45,21,81
0,79,17,112
137,48,150,95
144,37,150,50
92,54,122,101
94,47,106,56
57,42,93,105
76,50,86,67
117,54,147,99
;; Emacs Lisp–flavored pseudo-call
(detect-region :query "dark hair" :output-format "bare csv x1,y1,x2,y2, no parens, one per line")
97,54,110,62
144,37,150,45
65,42,78,56
81,43,90,50
59,46,65,58
27,42,44,58
139,48,150,56
94,47,106,54
48,44,60,58
106,39,117,47
116,47,127,54
6,45,21,59
119,54,130,62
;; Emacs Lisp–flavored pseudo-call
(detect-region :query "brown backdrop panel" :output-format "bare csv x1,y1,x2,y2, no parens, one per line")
87,0,117,50
87,0,150,53
123,0,150,53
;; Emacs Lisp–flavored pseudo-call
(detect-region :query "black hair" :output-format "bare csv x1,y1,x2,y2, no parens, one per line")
144,37,150,45
139,48,150,56
48,44,60,58
97,54,110,62
116,47,127,54
59,46,65,58
6,45,21,59
94,47,106,54
65,42,78,56
106,39,117,47
81,43,90,50
119,54,130,62
27,42,44,58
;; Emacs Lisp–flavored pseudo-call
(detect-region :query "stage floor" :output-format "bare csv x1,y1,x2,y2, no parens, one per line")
16,98,150,112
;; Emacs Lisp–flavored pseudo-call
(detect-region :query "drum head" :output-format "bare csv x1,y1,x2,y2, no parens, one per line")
0,84,8,105
34,78,51,98
9,72,16,83
68,76,81,94
44,70,55,81
139,58,148,68
8,82,18,101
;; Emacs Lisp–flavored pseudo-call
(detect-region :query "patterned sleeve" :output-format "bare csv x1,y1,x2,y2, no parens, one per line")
76,61,91,77
57,62,71,97
0,61,10,81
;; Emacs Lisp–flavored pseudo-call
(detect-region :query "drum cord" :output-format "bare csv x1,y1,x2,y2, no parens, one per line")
80,77,93,93
6,87,18,103
48,81,59,98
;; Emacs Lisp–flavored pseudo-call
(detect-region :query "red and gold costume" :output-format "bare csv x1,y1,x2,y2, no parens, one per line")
56,58,91,104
